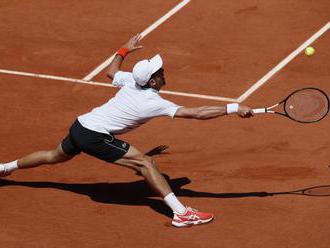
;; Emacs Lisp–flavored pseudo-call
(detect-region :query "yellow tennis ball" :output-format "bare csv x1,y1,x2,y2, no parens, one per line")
305,47,315,56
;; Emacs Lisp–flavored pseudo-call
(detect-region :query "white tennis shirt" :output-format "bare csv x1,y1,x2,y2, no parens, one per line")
78,71,180,134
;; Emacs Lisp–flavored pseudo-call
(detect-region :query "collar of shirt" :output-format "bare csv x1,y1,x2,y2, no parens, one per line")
135,83,159,94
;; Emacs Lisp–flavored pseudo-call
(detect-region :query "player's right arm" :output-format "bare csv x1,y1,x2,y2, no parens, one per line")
107,34,143,80
174,105,253,119
107,55,124,80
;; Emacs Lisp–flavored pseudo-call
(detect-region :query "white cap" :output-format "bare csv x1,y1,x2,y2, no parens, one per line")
132,54,163,86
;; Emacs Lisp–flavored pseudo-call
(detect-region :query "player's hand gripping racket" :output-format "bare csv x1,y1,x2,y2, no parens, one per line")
252,87,329,123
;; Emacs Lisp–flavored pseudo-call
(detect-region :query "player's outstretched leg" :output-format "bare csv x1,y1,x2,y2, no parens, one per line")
0,144,74,177
114,145,214,227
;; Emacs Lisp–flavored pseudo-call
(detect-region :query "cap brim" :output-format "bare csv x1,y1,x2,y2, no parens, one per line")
150,54,163,74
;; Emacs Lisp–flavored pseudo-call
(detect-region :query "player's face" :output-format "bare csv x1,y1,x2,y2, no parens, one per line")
151,68,166,90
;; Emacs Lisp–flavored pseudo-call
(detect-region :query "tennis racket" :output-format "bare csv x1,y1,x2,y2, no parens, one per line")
252,87,330,123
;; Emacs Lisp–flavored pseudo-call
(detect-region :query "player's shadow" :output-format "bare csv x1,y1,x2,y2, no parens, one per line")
1,146,329,218
1,176,329,218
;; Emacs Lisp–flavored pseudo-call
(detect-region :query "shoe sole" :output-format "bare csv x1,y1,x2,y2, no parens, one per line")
172,217,214,228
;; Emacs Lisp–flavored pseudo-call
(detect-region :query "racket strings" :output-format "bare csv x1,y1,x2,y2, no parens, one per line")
284,88,329,123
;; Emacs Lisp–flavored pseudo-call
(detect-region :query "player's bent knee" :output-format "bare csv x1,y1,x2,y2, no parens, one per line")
140,156,157,170
143,155,154,163
120,146,157,171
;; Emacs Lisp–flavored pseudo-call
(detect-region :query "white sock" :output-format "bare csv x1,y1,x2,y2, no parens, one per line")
4,160,18,173
164,192,186,214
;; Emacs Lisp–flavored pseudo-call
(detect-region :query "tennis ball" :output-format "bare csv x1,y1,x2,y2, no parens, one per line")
305,47,315,56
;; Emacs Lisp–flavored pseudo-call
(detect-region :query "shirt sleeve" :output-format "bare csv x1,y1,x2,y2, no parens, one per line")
152,98,181,118
112,71,135,88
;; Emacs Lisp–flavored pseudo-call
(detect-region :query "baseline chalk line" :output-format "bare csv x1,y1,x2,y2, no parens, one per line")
237,21,330,103
83,0,191,81
0,68,237,102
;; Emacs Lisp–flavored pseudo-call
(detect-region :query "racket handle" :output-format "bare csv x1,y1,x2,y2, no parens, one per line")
252,108,267,114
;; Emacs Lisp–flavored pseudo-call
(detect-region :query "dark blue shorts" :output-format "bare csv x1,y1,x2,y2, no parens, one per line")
61,120,130,163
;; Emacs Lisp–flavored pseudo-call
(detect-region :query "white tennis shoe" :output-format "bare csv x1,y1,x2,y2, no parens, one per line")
0,164,11,177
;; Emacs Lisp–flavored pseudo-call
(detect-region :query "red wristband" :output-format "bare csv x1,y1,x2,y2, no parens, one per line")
117,47,129,58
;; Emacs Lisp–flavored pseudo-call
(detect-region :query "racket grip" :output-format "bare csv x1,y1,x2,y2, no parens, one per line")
252,108,267,114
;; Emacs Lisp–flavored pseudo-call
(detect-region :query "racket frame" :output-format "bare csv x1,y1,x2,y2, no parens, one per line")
253,87,330,123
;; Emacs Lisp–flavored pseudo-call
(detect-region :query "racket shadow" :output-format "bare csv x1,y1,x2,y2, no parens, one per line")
0,177,329,218
176,185,330,198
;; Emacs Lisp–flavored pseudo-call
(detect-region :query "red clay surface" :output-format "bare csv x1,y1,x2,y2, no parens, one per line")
0,1,329,248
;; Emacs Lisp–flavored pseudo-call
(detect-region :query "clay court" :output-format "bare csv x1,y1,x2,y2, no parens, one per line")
0,0,329,247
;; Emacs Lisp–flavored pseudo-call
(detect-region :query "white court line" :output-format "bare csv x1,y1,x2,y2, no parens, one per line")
1,22,328,103
83,0,191,81
0,69,237,102
237,21,330,103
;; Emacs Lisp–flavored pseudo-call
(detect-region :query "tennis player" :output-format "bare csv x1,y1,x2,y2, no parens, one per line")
0,34,253,227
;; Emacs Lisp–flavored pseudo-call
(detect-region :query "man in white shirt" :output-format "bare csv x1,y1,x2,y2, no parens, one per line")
1,34,253,227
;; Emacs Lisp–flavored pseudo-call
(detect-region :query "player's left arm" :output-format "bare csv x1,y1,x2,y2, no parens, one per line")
107,34,143,80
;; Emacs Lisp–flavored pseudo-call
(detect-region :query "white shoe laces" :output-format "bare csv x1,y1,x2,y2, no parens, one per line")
185,207,200,220
186,207,199,212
